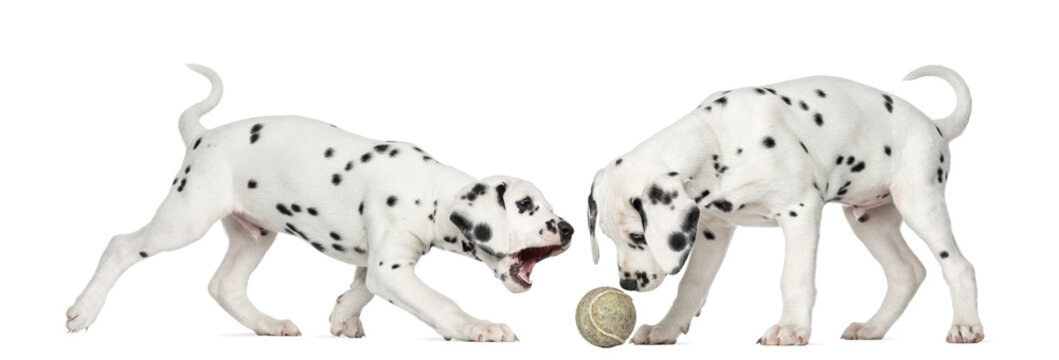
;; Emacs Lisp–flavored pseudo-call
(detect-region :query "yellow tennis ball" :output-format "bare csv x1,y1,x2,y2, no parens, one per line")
575,286,636,347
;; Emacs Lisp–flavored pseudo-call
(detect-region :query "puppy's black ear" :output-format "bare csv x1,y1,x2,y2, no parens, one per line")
588,183,599,264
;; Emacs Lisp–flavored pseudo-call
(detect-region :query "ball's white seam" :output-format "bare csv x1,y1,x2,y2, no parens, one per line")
588,289,627,344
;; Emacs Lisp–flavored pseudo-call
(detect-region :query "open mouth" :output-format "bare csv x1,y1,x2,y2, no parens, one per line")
508,245,565,288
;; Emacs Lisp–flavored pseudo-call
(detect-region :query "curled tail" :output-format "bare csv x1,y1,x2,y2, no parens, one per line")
904,65,971,141
179,64,223,145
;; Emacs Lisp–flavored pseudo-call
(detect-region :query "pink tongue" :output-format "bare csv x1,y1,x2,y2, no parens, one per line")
518,259,538,284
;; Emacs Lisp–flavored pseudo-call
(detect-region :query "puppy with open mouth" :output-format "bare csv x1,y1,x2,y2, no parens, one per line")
66,65,573,342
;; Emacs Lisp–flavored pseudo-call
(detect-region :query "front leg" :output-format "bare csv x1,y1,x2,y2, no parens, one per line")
632,223,734,345
366,235,516,342
330,266,373,338
758,200,823,346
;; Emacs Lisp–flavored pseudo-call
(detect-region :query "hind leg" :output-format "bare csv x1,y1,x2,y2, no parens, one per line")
892,177,983,343
207,216,299,336
329,266,373,338
840,203,926,340
67,170,231,332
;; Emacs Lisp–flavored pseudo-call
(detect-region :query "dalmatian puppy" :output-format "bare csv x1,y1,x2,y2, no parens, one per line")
587,66,983,345
66,65,574,342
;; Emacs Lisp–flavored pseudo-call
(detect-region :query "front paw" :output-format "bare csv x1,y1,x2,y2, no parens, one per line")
757,324,810,346
445,321,518,342
840,322,886,340
946,323,984,343
252,319,301,336
66,301,101,333
330,316,365,338
630,323,685,345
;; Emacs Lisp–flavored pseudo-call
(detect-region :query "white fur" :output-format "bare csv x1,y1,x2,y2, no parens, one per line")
66,65,573,342
587,66,983,345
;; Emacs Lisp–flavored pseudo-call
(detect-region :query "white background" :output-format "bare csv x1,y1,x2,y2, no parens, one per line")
2,1,1056,359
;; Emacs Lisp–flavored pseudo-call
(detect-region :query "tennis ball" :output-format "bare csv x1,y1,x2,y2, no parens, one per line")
575,286,636,347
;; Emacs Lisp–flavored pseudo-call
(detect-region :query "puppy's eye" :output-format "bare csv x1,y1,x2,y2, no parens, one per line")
516,197,533,211
629,232,646,244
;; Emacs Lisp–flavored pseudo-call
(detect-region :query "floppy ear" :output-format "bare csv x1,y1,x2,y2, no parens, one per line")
449,180,509,258
587,183,599,264
636,182,699,275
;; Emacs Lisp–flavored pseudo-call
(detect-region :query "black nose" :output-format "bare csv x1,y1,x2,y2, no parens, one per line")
557,221,574,246
619,279,638,291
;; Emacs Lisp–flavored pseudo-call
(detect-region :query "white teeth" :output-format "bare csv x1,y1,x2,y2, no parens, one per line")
518,269,531,285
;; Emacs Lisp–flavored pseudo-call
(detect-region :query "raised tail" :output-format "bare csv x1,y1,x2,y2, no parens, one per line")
178,64,223,145
904,65,971,141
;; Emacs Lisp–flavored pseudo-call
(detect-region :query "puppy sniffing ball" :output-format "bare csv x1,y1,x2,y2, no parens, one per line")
575,286,636,347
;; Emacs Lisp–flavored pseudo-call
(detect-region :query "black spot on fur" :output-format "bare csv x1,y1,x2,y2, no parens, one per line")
703,230,715,240
800,100,809,111
311,242,325,252
885,102,894,113
800,142,809,153
391,264,400,269
473,224,492,241
693,190,711,203
755,88,766,94
815,89,826,98
851,162,866,172
762,136,776,148
714,97,727,106
389,149,399,157
882,94,893,104
781,96,791,105
858,214,869,223
836,156,844,165
387,196,398,206
260,229,268,236
885,146,892,156
177,178,186,192
940,251,950,259
345,161,354,171
935,125,944,137
248,180,257,189
711,199,733,213
139,251,148,258
495,183,507,209
332,173,342,185
940,154,945,163
681,208,700,233
324,148,334,158
765,87,777,94
358,201,364,215
276,204,293,216
615,158,623,165
374,144,390,153
588,186,598,237
631,198,647,229
249,133,260,144
291,204,302,213
668,233,688,251
668,171,679,177
192,137,202,150
450,212,473,232
330,232,341,241
814,113,824,126
361,152,372,163
789,211,798,217
937,168,945,183
251,123,264,133
847,156,856,165
354,247,367,254
307,208,318,216
545,219,558,234
332,244,346,252
444,236,458,243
